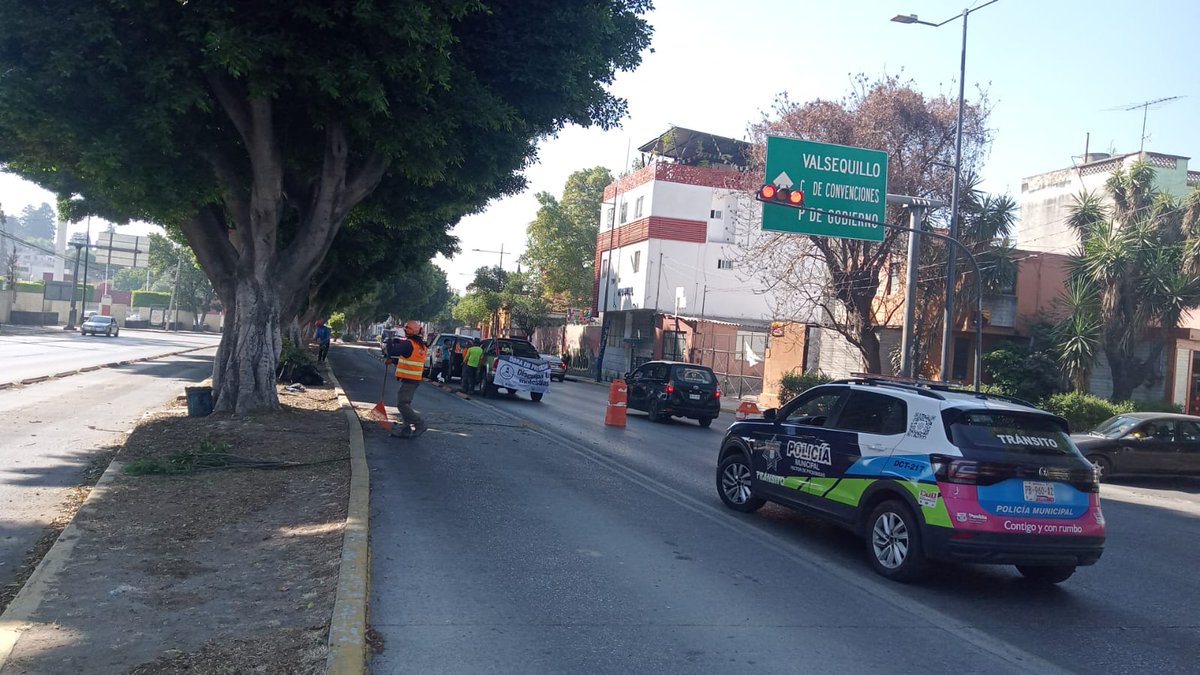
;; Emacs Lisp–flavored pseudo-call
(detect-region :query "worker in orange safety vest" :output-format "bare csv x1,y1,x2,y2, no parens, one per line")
390,320,429,438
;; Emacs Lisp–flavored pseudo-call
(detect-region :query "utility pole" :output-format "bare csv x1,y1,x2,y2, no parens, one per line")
65,242,83,329
166,257,181,331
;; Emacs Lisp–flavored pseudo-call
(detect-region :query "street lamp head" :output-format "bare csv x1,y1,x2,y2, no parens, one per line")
891,14,919,24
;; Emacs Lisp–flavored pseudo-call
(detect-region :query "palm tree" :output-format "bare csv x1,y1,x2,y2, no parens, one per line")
1060,160,1200,401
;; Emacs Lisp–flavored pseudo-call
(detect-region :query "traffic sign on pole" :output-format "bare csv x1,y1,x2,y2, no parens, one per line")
760,136,888,241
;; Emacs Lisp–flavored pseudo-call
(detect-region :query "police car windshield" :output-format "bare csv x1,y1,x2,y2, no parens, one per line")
947,411,1076,457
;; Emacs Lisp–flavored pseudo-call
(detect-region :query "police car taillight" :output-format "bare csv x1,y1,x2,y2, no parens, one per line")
714,388,721,398
664,384,675,394
931,454,980,484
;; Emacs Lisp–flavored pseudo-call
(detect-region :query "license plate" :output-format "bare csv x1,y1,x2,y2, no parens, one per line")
1023,481,1055,503
688,394,701,400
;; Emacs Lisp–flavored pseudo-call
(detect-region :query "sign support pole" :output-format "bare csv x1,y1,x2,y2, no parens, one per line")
762,199,981,390
898,205,925,378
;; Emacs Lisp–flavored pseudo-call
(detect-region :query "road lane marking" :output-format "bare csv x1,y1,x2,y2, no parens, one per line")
444,386,1068,675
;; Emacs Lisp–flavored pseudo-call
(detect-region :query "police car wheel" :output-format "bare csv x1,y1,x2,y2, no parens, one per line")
698,416,713,428
530,392,544,402
1015,565,1076,584
866,500,928,582
717,453,765,513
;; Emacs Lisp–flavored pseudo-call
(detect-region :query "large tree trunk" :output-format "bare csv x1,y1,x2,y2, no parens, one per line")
213,276,283,412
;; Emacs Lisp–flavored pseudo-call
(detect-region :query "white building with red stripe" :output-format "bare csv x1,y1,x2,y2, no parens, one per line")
591,127,798,385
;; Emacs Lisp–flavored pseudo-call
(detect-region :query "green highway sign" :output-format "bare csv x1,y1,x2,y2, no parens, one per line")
761,136,888,241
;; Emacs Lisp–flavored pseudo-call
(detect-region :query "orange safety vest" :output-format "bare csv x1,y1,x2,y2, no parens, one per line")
394,339,428,380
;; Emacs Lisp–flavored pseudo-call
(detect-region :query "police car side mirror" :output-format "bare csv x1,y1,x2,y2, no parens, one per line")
624,372,631,380
762,408,778,422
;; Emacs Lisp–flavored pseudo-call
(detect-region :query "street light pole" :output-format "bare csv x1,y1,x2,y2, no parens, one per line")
892,0,999,381
471,244,506,270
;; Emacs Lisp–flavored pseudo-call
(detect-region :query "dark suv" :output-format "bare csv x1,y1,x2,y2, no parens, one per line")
626,361,721,427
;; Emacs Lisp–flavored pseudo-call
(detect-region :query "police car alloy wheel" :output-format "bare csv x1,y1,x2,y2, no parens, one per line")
866,500,928,582
1088,455,1111,482
717,454,765,513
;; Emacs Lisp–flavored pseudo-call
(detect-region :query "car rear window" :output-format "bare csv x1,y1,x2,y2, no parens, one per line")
672,366,714,385
945,410,1077,458
498,341,540,358
92,316,112,323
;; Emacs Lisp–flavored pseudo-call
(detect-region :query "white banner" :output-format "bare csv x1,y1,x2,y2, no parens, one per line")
492,356,550,393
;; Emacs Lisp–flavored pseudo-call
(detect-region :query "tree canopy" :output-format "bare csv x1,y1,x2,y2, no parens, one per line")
740,74,997,374
0,0,654,412
1059,161,1200,401
521,166,613,308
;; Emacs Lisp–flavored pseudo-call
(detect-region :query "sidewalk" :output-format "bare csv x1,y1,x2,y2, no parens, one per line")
0,324,64,336
0,372,361,673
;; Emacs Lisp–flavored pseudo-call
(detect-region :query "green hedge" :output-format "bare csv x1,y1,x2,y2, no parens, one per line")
132,290,172,307
1041,392,1184,432
777,370,832,404
14,280,43,293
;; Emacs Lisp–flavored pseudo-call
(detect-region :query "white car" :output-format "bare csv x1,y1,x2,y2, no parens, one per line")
81,315,119,337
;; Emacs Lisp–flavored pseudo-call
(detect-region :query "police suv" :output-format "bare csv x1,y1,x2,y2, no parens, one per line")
716,376,1105,584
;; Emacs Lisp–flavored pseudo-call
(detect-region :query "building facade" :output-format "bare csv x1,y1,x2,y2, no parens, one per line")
591,127,798,394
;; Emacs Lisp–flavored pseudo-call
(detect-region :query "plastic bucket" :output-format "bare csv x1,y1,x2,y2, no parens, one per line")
185,386,214,417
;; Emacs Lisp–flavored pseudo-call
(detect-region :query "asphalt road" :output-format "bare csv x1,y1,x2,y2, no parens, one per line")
333,344,1200,673
0,328,219,386
0,348,216,593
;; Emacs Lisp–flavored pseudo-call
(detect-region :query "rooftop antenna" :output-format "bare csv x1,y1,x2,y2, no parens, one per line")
1104,96,1184,153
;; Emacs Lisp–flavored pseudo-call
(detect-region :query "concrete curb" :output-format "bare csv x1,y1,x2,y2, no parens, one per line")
0,345,213,390
0,460,127,670
323,364,370,675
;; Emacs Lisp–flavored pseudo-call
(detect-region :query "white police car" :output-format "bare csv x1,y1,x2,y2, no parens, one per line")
716,376,1105,583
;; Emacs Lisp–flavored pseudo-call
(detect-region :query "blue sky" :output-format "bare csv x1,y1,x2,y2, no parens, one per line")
3,0,1196,291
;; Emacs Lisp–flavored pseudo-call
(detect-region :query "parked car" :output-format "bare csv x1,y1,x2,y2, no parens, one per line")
424,333,474,382
715,376,1105,584
626,361,721,427
476,337,548,401
540,353,567,382
1072,412,1200,480
81,315,119,337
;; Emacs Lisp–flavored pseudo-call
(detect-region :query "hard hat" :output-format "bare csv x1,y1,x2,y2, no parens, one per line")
403,320,421,336
316,319,324,326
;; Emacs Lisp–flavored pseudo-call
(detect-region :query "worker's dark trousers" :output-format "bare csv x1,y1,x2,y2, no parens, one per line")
395,379,423,428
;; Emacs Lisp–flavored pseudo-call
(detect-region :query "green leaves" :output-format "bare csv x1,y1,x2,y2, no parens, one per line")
521,166,612,308
1059,161,1200,399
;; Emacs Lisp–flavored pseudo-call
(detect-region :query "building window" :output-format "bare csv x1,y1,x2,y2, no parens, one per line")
619,201,628,223
606,209,614,228
662,330,686,360
710,209,723,219
631,250,641,273
717,259,733,270
600,258,609,279
634,196,644,218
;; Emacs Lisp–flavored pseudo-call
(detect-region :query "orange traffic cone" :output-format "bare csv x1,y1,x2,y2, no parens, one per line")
605,379,627,427
735,401,760,421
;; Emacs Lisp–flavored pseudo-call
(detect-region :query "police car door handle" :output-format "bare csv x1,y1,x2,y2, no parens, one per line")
865,442,886,452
